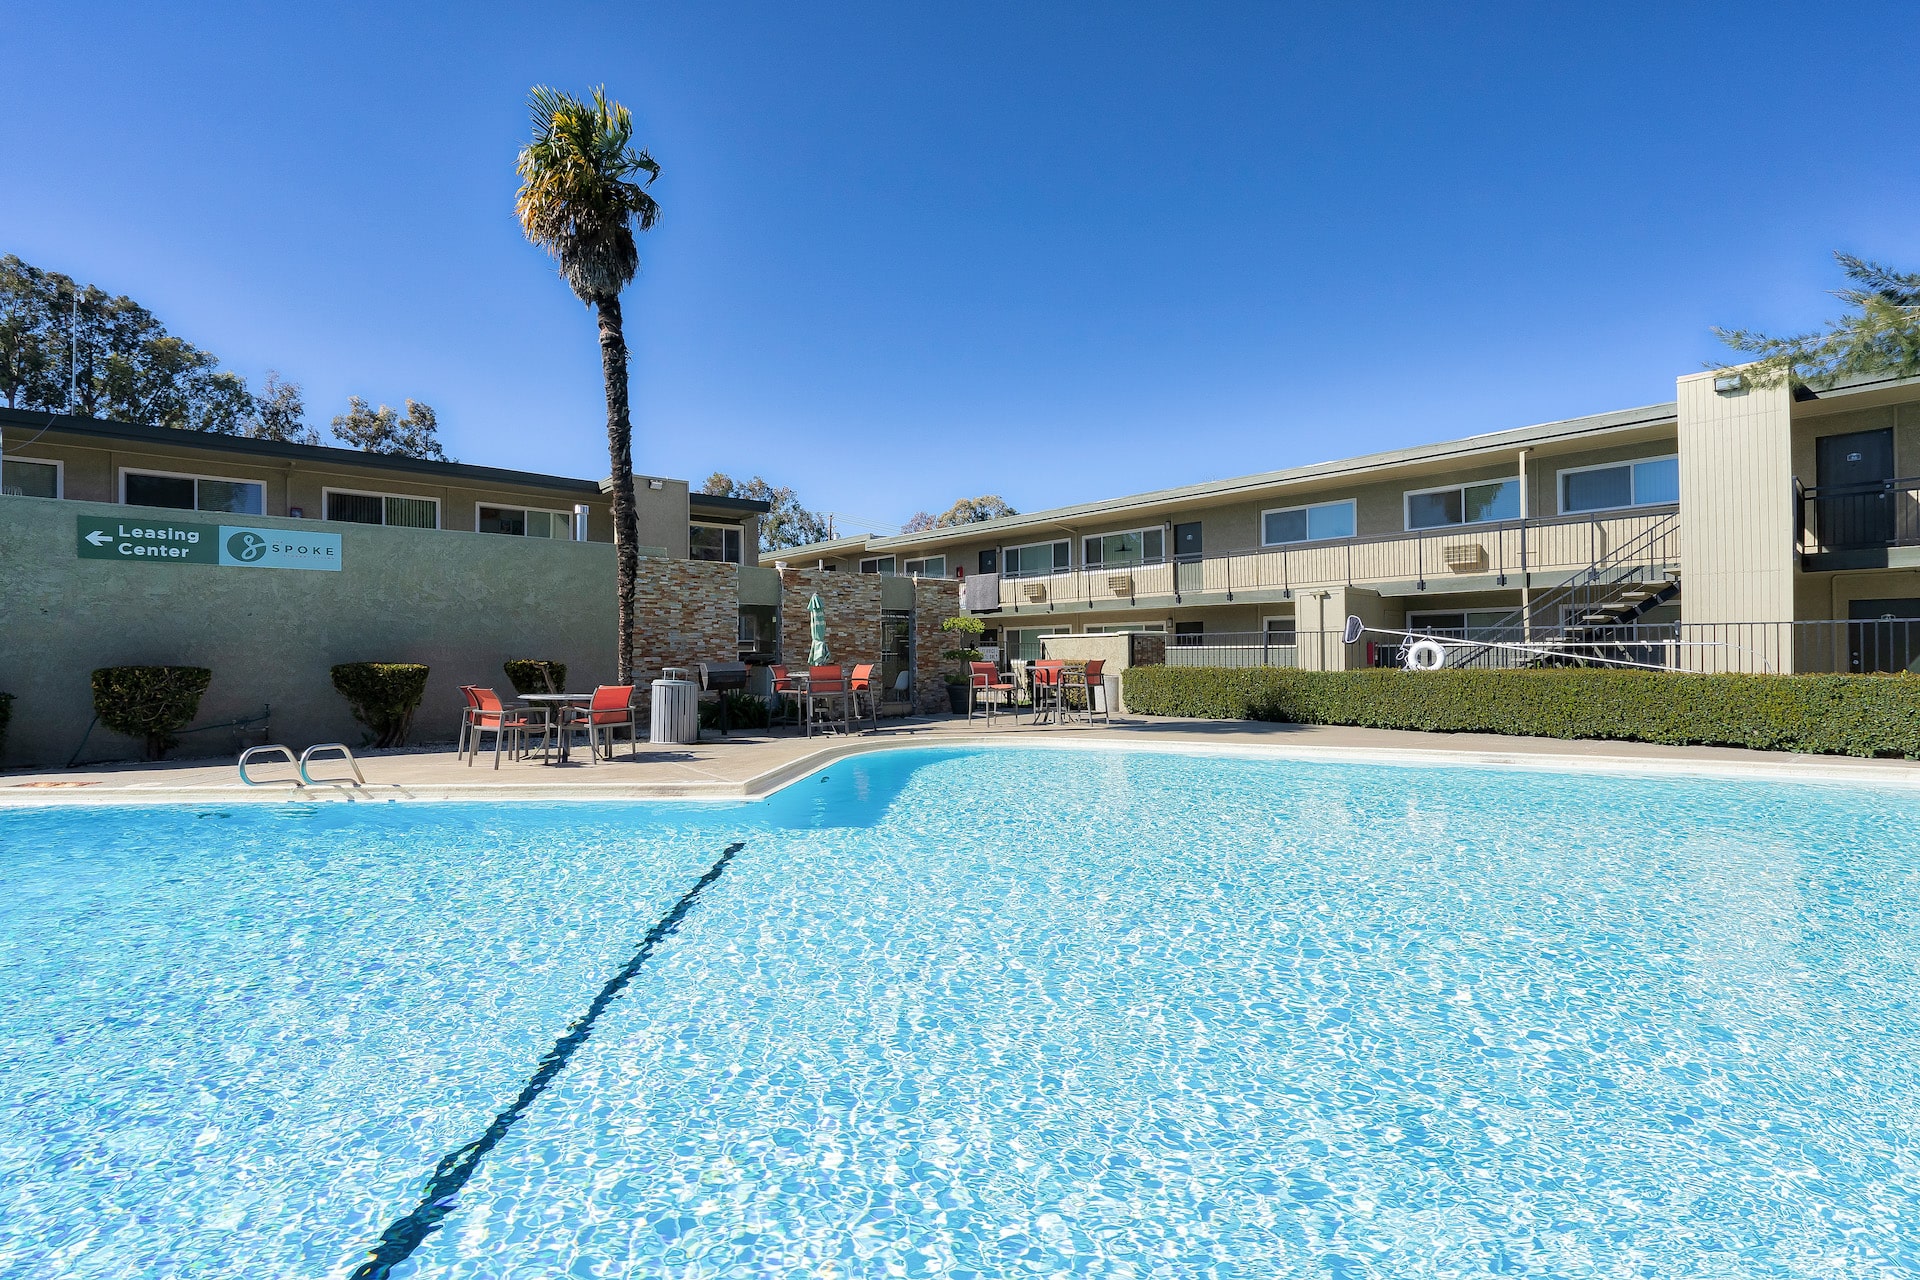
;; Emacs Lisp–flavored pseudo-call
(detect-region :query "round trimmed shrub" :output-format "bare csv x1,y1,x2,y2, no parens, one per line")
330,662,430,749
91,666,212,760
503,659,567,695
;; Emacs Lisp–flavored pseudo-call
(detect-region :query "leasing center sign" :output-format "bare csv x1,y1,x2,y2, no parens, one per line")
76,516,343,571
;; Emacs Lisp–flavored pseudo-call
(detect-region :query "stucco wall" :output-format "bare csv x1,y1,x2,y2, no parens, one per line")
0,494,618,768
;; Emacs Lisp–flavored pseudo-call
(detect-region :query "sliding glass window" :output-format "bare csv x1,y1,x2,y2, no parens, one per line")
1262,500,1355,545
1559,457,1678,514
1405,478,1519,530
324,489,440,528
122,469,264,515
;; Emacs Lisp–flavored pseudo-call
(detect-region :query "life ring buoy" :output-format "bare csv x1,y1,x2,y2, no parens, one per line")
1403,638,1447,671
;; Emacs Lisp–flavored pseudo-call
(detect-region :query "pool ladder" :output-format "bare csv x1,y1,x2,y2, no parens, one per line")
237,743,366,788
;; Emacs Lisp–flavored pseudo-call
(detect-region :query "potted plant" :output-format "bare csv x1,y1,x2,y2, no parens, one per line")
940,615,985,714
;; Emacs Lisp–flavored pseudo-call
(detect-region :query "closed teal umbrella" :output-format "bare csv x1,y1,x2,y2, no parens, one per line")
807,593,832,665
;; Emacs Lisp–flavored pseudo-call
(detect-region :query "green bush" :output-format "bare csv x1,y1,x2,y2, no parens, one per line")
91,666,213,760
503,659,568,695
699,690,772,731
1122,665,1920,759
330,662,430,749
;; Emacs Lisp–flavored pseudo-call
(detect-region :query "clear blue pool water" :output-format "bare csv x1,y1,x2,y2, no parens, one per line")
2,746,1919,1278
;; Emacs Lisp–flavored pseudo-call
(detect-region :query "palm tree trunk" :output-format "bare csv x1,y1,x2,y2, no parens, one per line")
596,296,640,683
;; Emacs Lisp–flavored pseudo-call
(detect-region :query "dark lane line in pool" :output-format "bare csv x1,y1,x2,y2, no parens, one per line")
348,840,746,1280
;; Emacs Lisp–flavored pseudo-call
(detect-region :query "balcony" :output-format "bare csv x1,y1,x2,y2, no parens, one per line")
1797,478,1920,571
993,506,1680,613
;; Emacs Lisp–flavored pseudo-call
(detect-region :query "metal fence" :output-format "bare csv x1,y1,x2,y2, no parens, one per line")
1046,620,1920,676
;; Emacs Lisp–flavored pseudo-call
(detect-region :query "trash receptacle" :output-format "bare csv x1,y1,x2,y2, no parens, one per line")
650,673,699,744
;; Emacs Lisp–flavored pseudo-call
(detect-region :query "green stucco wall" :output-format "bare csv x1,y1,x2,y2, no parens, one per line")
0,495,618,767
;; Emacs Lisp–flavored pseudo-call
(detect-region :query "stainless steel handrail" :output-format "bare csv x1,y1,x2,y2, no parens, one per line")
298,743,366,787
238,744,302,787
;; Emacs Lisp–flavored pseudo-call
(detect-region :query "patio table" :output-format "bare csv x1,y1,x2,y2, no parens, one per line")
517,692,594,763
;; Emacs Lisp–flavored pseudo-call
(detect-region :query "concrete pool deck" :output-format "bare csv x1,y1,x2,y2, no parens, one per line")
4,713,1919,806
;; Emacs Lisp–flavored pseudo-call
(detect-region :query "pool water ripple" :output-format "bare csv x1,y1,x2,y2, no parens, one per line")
2,748,1919,1277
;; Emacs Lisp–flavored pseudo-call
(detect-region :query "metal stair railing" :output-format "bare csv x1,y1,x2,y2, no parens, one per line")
1443,510,1681,669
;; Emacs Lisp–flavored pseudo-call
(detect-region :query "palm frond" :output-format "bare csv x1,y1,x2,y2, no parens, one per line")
515,86,661,303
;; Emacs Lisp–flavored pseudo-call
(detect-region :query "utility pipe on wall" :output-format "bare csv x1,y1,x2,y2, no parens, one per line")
1518,447,1533,642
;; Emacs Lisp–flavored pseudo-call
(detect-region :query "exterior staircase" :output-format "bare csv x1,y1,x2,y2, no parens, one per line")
1444,511,1681,668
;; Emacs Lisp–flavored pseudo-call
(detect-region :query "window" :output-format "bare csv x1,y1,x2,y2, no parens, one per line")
480,506,578,539
1003,539,1070,578
1006,626,1071,660
1407,610,1513,641
122,469,264,515
1173,621,1206,646
1,457,60,498
324,489,440,529
1263,616,1297,645
1083,622,1167,634
1262,499,1355,545
859,555,897,575
1558,456,1679,514
904,555,947,578
1083,527,1165,568
689,522,743,562
1405,478,1520,530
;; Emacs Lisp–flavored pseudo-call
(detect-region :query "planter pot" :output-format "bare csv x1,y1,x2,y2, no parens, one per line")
946,683,969,714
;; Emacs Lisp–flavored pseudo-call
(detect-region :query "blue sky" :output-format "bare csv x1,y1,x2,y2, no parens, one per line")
6,2,1917,534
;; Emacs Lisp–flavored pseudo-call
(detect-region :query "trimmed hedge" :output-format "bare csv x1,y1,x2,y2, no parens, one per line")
330,663,430,749
91,665,213,760
1122,665,1920,758
503,659,567,695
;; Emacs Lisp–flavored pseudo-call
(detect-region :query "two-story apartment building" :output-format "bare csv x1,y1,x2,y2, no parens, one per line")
790,367,1920,675
0,407,767,563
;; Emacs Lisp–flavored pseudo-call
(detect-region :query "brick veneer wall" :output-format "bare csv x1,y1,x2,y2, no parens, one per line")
777,568,962,715
777,568,879,672
914,578,965,713
629,557,741,716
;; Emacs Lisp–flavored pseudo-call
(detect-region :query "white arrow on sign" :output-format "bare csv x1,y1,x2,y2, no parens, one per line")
85,530,113,547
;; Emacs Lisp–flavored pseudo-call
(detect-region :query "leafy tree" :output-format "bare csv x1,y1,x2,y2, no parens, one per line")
330,397,450,461
701,472,831,551
516,86,662,682
0,256,58,410
1715,253,1920,390
0,253,268,433
934,495,1018,527
901,510,936,533
245,371,318,445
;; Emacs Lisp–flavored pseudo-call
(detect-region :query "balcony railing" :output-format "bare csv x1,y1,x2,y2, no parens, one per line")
1798,478,1920,567
993,506,1680,611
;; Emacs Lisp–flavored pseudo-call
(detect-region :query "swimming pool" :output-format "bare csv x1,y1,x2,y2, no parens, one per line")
2,746,1917,1277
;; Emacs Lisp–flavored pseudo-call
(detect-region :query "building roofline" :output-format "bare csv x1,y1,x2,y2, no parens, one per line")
0,407,621,495
689,492,774,516
855,399,1679,553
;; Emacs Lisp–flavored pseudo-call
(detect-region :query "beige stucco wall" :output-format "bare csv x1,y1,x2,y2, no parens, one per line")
0,493,618,768
7,426,621,543
1676,372,1795,662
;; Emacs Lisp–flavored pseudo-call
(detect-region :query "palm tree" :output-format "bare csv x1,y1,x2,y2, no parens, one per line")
516,86,661,681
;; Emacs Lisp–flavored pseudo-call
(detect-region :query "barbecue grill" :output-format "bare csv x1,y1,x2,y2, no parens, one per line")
697,661,751,734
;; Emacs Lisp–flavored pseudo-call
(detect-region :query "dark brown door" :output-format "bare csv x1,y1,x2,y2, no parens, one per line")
1816,428,1896,548
1847,598,1920,673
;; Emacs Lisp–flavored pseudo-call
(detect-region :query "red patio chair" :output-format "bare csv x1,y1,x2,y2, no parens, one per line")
465,687,547,769
968,661,1016,725
805,665,849,737
564,685,639,763
848,663,880,731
